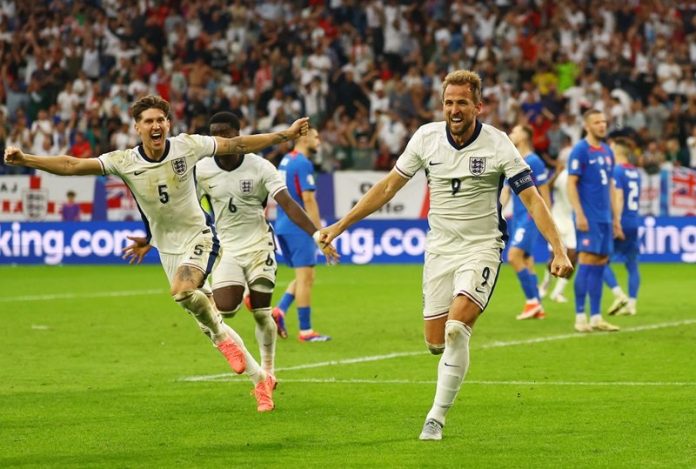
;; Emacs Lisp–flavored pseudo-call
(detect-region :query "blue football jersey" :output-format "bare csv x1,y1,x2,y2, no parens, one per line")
567,140,614,223
511,152,549,225
614,163,642,230
275,150,316,235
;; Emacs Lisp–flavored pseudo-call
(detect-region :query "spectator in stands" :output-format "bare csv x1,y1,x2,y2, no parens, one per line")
69,131,92,159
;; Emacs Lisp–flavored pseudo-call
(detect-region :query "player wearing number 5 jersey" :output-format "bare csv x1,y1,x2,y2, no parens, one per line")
603,137,642,316
3,95,311,413
567,109,621,333
319,70,573,441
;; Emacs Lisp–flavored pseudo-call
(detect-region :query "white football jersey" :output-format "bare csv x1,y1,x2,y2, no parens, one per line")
395,121,530,255
551,168,573,224
98,133,217,254
196,154,286,255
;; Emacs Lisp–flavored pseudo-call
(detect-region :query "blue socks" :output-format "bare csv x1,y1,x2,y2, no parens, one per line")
574,264,589,314
277,292,295,313
575,264,604,315
298,306,312,331
627,259,640,298
603,265,619,289
516,269,538,301
586,265,604,316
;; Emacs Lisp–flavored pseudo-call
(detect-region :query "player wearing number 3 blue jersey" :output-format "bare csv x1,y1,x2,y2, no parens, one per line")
603,137,642,316
567,109,621,332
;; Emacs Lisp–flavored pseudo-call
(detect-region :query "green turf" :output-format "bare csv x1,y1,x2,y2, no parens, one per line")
0,263,694,467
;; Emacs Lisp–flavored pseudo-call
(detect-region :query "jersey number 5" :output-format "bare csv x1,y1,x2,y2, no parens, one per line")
158,184,169,204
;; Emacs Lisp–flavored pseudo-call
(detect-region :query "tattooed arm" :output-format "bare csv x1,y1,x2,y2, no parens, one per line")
214,117,310,156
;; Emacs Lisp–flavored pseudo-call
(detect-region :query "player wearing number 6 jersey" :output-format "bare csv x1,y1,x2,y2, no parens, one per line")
3,95,311,413
318,70,573,441
567,109,621,333
195,112,338,378
603,137,642,316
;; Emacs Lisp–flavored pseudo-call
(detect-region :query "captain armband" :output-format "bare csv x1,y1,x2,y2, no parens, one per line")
508,169,535,195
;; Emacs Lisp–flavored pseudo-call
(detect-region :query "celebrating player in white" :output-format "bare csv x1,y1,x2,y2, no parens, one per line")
319,71,572,440
196,112,338,375
3,95,310,412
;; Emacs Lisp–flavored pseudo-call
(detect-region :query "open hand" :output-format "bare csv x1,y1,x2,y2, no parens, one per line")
122,236,152,265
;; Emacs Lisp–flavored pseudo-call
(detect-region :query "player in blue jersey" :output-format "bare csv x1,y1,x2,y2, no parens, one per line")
567,109,621,332
502,124,552,320
603,137,641,316
273,128,331,342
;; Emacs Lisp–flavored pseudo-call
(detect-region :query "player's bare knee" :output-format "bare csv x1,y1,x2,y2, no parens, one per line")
425,341,445,355
217,301,241,319
172,289,195,304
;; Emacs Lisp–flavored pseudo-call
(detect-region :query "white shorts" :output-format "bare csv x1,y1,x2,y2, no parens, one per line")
422,250,502,320
210,247,277,291
556,217,577,250
159,228,219,294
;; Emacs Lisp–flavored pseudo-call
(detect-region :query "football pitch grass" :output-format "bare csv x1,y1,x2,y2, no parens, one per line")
0,263,694,467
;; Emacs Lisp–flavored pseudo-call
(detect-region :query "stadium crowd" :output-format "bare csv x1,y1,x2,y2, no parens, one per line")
1,0,696,175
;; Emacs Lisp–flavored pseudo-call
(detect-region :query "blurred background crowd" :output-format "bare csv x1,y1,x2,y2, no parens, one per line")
1,0,696,175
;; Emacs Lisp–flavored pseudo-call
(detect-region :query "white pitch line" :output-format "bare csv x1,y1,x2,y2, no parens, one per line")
181,319,696,383
182,377,696,387
0,288,164,303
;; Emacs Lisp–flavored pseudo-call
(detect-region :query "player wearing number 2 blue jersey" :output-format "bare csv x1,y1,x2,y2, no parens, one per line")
567,109,621,332
603,137,642,316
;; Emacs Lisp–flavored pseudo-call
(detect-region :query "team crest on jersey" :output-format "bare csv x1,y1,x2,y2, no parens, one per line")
469,157,486,176
240,179,253,194
171,158,187,175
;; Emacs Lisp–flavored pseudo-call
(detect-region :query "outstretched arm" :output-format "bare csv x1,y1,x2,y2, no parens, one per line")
518,186,573,278
321,169,408,244
275,189,339,264
4,146,103,175
214,117,309,156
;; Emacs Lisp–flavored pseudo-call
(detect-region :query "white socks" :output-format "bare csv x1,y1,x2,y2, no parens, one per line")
222,323,265,385
426,320,471,425
252,307,277,374
551,277,568,298
175,289,227,342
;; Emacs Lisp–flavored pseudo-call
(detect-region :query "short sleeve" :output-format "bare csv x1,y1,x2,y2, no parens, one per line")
567,145,585,176
261,159,287,198
97,150,128,176
175,133,217,161
297,157,316,192
394,127,425,179
497,133,530,179
530,156,549,186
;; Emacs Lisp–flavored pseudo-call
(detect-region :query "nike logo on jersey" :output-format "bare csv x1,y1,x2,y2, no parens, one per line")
588,159,597,164
134,170,146,175
475,286,486,294
208,185,216,189
429,161,443,166
443,362,460,368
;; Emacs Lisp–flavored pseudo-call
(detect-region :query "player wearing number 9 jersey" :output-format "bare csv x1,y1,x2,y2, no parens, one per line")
603,137,642,316
567,109,621,333
318,70,573,441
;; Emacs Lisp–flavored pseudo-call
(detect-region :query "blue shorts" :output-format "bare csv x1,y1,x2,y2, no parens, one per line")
612,227,639,262
576,221,613,256
509,221,540,255
277,233,316,268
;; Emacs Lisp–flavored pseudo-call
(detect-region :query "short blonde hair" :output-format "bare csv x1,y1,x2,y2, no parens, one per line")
441,70,482,104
